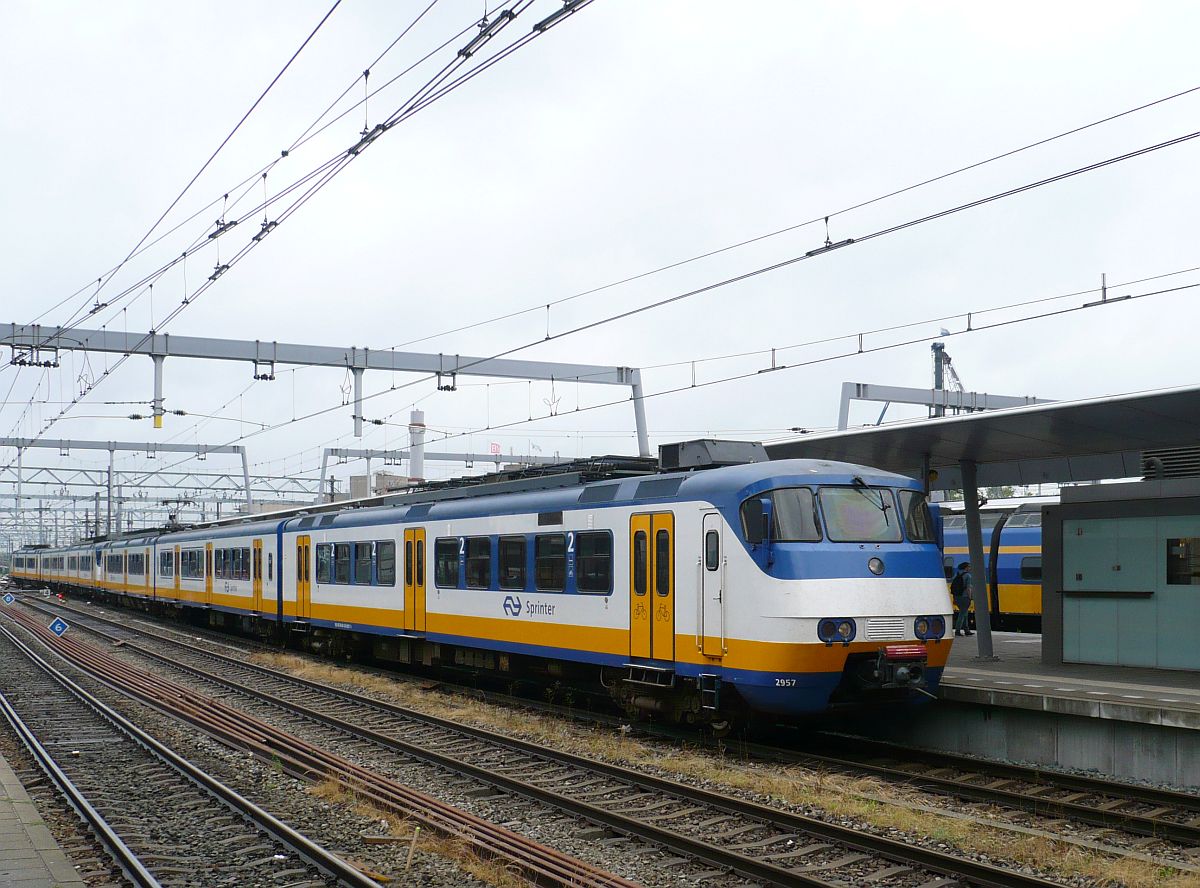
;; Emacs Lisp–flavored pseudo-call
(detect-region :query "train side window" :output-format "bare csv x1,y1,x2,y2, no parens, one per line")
741,489,821,542
465,537,491,588
404,540,413,586
655,529,671,596
316,544,333,584
633,531,647,595
535,534,566,592
416,539,425,587
576,531,612,593
268,553,273,581
704,530,720,571
354,542,373,584
1020,556,1042,582
434,538,459,588
498,536,526,590
334,543,351,584
377,541,396,586
898,490,936,543
214,549,224,579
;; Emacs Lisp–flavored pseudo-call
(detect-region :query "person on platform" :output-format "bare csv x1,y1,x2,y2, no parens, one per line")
951,561,974,637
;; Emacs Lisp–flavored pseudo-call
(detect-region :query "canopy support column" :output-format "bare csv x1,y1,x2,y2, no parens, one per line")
960,459,996,659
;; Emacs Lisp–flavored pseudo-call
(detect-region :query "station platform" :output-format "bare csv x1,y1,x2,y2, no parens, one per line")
835,631,1200,788
0,749,85,887
940,632,1200,732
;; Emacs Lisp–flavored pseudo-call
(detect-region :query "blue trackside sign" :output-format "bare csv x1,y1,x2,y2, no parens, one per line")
2,593,14,605
48,617,69,637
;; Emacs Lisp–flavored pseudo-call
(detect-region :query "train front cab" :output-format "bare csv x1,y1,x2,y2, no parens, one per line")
718,478,951,720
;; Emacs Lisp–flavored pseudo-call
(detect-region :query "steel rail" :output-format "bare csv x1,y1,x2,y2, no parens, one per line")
0,669,162,888
756,737,1200,846
30,601,1071,888
27,597,1200,849
0,623,383,888
807,733,1200,810
0,603,636,888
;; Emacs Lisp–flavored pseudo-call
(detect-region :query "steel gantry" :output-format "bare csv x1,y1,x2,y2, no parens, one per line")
2,438,253,535
0,465,320,500
2,324,652,454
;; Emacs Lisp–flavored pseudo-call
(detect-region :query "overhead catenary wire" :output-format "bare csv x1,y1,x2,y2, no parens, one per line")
4,1,593,472
11,0,541,370
4,0,472,384
422,279,1200,449
9,68,1189,415
89,85,1200,458
22,2,345,364
383,83,1200,352
8,57,1197,484
79,118,1200,478
125,264,1200,482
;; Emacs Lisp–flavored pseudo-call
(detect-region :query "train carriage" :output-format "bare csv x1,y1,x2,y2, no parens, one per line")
940,499,1046,631
10,444,954,724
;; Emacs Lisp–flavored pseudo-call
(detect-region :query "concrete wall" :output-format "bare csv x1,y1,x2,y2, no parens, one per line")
1043,479,1200,670
836,701,1200,789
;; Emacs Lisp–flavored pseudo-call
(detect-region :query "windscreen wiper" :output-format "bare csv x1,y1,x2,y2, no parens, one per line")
851,476,891,524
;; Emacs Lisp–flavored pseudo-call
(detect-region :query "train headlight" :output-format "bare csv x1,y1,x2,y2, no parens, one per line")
817,618,857,645
914,615,946,640
868,557,885,575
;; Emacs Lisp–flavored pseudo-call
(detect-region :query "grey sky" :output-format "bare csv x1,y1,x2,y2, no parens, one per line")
3,0,1199,513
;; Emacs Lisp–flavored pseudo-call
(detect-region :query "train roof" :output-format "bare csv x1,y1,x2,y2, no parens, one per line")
22,453,923,551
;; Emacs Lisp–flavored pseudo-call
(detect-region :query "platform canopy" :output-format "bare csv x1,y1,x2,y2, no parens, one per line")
767,383,1200,490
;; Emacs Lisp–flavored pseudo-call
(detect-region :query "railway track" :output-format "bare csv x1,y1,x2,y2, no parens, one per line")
0,602,642,888
7,598,1081,888
0,623,377,888
39,596,1200,850
762,734,1200,847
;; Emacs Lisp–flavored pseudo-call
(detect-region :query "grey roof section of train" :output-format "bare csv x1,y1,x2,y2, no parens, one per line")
28,458,922,549
274,457,920,531
766,382,1200,490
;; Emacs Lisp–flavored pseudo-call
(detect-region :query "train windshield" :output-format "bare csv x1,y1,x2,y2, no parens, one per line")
819,486,902,543
898,490,937,543
740,488,822,541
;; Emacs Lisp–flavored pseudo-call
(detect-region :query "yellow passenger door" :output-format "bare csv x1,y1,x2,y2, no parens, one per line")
204,543,213,605
403,528,427,632
252,539,263,613
296,535,311,619
630,512,675,661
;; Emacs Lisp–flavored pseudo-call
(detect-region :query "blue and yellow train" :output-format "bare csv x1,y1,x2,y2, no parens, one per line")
939,500,1045,632
10,444,953,726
